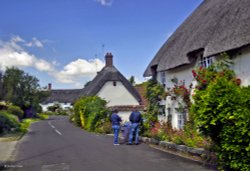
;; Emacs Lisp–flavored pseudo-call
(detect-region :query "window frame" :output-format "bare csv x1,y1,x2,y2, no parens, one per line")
199,55,214,68
177,112,185,130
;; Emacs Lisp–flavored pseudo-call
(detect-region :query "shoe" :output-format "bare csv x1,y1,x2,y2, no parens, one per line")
126,143,132,145
114,144,120,145
135,143,139,145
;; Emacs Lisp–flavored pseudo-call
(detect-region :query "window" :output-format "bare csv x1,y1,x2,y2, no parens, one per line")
160,71,166,86
177,112,185,129
113,81,116,86
199,55,214,68
167,108,172,123
158,105,166,116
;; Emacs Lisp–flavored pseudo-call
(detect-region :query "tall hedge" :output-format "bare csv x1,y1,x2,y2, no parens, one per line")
191,59,250,170
73,96,110,132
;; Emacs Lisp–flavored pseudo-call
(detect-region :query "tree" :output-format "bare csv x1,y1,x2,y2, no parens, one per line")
84,81,92,88
144,79,165,122
2,67,48,117
128,76,135,85
0,71,3,100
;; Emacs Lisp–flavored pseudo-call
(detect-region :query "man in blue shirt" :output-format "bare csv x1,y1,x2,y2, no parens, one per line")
128,106,142,145
110,109,122,145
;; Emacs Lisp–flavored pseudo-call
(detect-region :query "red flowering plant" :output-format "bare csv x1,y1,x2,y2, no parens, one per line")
192,53,240,91
169,77,191,108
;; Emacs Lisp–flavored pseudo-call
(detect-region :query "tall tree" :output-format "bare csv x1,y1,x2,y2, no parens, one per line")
128,76,135,85
2,67,48,116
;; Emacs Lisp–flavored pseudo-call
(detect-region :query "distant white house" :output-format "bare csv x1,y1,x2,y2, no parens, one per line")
81,53,144,121
41,53,144,121
144,0,250,129
40,87,81,112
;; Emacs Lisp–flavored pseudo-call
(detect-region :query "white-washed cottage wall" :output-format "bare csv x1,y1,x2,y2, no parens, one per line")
97,81,140,122
97,81,139,106
232,46,250,86
156,62,196,129
157,45,250,129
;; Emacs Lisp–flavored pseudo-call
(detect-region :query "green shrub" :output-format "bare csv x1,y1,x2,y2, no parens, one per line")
37,113,49,120
20,118,39,133
0,111,20,134
7,105,24,120
56,109,68,116
191,58,250,170
73,96,110,132
95,121,112,134
47,103,61,112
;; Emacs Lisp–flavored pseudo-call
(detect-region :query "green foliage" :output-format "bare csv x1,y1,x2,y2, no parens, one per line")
142,79,165,137
37,113,49,120
191,55,250,170
144,79,165,122
95,121,112,134
7,105,24,120
19,118,39,133
0,111,20,134
46,103,69,115
73,96,110,132
84,81,92,88
47,103,61,112
2,67,49,116
147,121,210,148
169,78,191,108
128,76,135,85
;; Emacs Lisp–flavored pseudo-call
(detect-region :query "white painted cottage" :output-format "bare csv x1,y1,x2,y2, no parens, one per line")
40,87,81,112
82,53,144,121
41,53,144,121
144,0,250,129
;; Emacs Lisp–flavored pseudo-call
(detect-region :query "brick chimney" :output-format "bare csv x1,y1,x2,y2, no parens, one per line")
48,83,52,90
105,52,113,67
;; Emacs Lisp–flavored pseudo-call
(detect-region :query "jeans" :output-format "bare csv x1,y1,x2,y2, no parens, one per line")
129,123,140,144
112,125,120,144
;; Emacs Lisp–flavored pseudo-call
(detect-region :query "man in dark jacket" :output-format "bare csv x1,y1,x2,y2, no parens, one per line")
128,106,142,145
110,109,122,145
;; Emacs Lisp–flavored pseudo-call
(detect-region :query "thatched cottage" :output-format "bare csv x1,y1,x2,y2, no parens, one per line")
144,0,250,129
41,53,144,121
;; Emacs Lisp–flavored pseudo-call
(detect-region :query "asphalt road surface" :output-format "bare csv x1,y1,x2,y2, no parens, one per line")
6,116,215,171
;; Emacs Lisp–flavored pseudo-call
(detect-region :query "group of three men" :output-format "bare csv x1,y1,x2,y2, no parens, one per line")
110,107,142,145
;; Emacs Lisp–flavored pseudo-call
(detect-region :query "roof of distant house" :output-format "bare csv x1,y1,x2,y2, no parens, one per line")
144,0,250,76
42,89,83,104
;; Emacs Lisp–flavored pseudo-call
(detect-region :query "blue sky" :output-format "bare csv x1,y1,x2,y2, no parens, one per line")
0,0,203,89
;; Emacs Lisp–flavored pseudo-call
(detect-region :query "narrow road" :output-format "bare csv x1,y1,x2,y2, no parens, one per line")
8,116,215,171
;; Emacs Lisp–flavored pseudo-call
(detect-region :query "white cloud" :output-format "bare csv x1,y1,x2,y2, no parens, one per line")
26,37,43,48
35,59,54,72
53,58,105,84
96,0,113,6
0,35,105,88
0,35,54,72
134,76,145,84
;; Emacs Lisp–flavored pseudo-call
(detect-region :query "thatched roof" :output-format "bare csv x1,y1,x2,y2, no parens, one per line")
82,64,142,104
144,0,250,76
42,89,83,104
43,53,142,105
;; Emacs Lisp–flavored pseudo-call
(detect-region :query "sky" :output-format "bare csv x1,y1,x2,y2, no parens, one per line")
0,0,203,89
